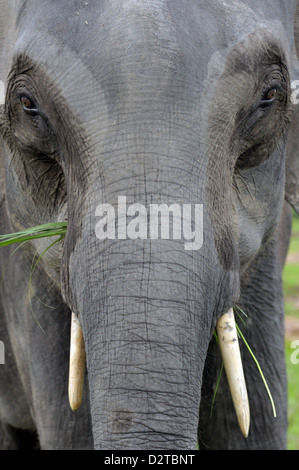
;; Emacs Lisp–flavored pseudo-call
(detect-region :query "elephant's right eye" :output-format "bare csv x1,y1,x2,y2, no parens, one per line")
21,96,33,109
20,95,38,115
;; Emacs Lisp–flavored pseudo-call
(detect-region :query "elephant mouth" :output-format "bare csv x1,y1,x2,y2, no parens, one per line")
68,308,250,439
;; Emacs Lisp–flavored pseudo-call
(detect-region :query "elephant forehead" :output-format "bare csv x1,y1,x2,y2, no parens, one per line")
12,1,242,86
12,0,292,119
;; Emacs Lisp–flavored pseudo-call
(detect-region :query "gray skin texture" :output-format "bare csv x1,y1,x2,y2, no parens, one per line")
0,0,298,450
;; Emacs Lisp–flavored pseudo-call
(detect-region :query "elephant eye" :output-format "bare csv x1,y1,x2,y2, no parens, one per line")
259,83,287,108
21,96,33,108
260,87,277,106
265,88,277,100
20,95,38,115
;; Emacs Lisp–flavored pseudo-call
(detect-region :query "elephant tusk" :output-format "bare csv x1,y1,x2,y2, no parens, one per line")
68,312,86,411
216,308,250,438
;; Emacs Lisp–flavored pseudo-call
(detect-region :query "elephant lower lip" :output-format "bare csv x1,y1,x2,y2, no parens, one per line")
216,308,250,438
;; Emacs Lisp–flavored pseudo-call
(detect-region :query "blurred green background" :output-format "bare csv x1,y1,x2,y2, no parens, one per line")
283,211,299,450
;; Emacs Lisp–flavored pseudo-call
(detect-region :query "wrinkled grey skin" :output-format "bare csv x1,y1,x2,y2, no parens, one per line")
0,0,298,450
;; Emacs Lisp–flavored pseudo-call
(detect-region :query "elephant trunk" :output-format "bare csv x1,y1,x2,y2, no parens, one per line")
84,246,211,449
62,196,241,448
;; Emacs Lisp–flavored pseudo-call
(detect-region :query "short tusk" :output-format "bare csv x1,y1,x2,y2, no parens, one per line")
216,308,250,438
68,312,86,412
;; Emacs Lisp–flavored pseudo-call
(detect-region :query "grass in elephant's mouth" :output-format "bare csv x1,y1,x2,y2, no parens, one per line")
211,305,276,419
0,222,67,247
234,306,276,418
0,222,67,333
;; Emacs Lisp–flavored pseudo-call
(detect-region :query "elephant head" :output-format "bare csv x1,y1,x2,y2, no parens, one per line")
0,0,298,450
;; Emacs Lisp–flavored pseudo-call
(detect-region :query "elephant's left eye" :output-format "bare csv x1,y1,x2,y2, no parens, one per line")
264,88,277,101
259,83,287,107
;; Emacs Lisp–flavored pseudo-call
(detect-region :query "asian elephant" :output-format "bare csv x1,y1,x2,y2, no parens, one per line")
0,0,298,450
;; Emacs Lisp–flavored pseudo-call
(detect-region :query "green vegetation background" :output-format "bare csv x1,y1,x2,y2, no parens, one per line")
283,211,299,450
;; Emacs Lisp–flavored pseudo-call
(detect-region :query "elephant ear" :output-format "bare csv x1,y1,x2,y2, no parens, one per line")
0,130,5,209
0,2,18,206
285,2,299,214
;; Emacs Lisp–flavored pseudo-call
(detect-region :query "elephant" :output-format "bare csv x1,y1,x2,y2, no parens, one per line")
0,0,298,450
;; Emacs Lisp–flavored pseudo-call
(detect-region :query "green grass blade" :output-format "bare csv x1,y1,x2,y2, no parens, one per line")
0,223,67,247
211,306,276,421
234,305,248,326
234,304,248,318
210,362,224,418
235,322,277,418
0,222,67,237
213,329,219,343
0,223,67,331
